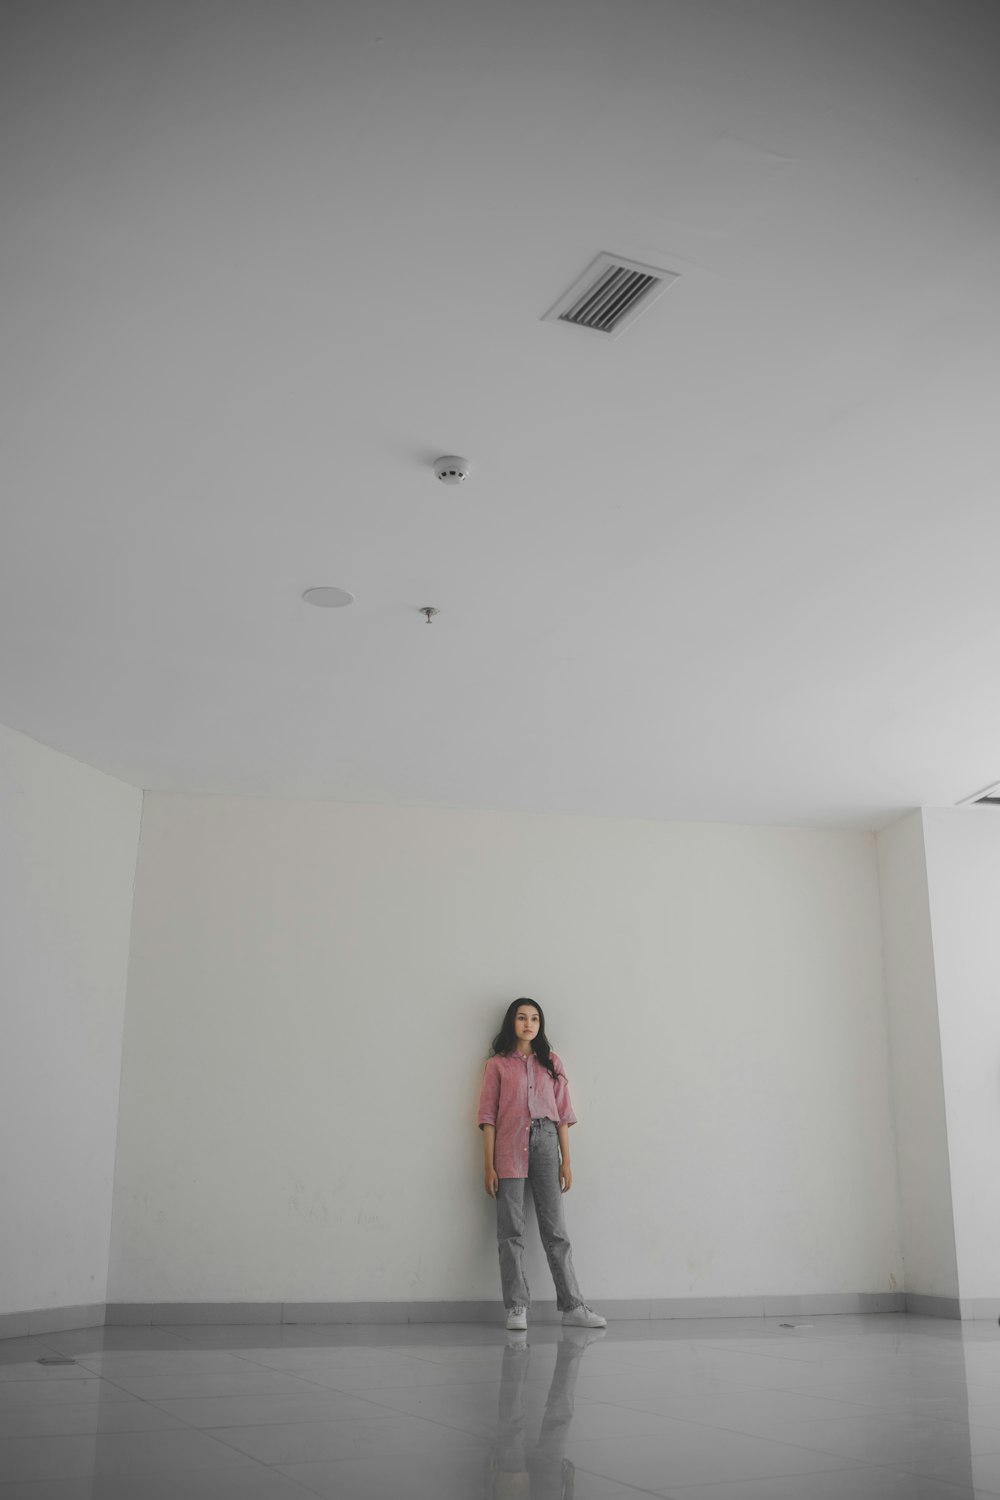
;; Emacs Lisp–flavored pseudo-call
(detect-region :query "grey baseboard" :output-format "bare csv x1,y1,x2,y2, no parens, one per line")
105,1293,907,1326
0,1303,106,1341
764,1292,905,1316
106,1300,509,1326
106,1301,283,1326
958,1297,1000,1320
5,1292,967,1342
905,1293,961,1319
283,1301,500,1325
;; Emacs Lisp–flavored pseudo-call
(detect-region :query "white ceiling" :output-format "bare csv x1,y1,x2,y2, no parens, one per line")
3,0,1000,829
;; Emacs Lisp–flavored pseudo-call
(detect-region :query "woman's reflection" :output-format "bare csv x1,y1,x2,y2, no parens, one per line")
487,1326,605,1499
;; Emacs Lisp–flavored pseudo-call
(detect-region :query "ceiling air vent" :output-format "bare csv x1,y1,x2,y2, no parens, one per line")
958,781,1000,806
543,253,679,339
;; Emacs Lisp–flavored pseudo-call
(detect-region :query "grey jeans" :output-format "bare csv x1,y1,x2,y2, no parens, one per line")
496,1118,583,1312
494,1334,585,1497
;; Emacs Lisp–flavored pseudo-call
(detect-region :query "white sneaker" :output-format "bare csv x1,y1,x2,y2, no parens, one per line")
562,1326,606,1349
562,1304,606,1328
505,1305,528,1331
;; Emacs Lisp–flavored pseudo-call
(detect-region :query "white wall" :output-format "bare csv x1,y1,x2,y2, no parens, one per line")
109,793,900,1305
922,807,1000,1305
876,811,958,1299
0,724,141,1317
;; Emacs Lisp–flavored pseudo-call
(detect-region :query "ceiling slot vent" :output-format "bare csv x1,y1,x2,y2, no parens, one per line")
957,780,1000,806
543,253,679,339
563,266,657,331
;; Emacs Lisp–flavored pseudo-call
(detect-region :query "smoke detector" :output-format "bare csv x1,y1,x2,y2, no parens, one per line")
433,455,471,484
302,586,354,608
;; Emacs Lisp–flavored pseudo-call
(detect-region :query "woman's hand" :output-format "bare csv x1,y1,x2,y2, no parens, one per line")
485,1167,499,1198
559,1161,573,1193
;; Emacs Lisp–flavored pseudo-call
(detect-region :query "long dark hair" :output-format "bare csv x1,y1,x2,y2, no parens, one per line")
490,997,563,1085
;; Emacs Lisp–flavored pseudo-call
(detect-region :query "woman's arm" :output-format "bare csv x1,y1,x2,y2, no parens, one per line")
557,1123,573,1193
482,1123,499,1197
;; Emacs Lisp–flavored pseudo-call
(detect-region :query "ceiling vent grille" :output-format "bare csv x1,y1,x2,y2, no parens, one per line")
543,253,679,339
958,781,1000,806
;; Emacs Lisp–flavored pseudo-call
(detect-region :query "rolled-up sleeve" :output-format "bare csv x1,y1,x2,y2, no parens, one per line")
551,1054,577,1128
477,1057,500,1127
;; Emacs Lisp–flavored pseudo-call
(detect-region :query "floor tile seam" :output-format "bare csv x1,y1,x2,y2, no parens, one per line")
275,1451,495,1476
564,1449,873,1491
395,1348,519,1369
195,1399,496,1444
626,1399,1000,1439
272,1455,558,1500
559,1469,672,1500
165,1418,305,1469
134,1388,335,1432
746,1424,1000,1471
0,1407,187,1440
72,1348,248,1370
138,1373,406,1406
145,1380,404,1408
0,1420,273,1463
0,1373,97,1392
68,1357,252,1387
360,1399,500,1447
562,1401,984,1462
699,1334,874,1351
57,1367,220,1411
564,1394,895,1432
143,1388,428,1430
240,1366,507,1396
695,1335,872,1350
103,1362,423,1401
263,1475,332,1500
148,1323,215,1350
0,1408,241,1447
0,1389,127,1416
651,1481,877,1500
777,1413,1000,1462
261,1369,510,1394
333,1385,514,1427
964,1412,1000,1431
649,1476,877,1500
96,1381,205,1433
646,1345,822,1371
273,1452,658,1500
224,1345,438,1375
862,1458,995,1496
567,1394,775,1426
244,1453,347,1498
581,1385,978,1421
568,1397,974,1450
887,1445,1000,1475
241,1392,499,1446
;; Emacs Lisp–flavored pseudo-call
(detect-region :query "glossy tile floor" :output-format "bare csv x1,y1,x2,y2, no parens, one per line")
5,1315,1000,1497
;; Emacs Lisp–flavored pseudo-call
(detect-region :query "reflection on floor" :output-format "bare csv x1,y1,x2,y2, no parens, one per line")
3,1314,1000,1497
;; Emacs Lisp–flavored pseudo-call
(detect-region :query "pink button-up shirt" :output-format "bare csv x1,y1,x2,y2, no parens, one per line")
477,1051,577,1179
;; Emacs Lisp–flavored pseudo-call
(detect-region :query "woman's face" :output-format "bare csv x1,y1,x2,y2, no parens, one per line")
514,1006,540,1047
